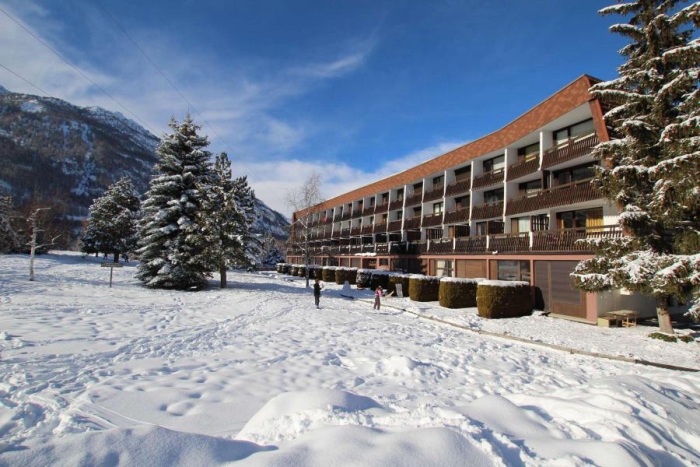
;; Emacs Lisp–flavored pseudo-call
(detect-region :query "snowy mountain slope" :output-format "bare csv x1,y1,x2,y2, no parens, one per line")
0,86,289,238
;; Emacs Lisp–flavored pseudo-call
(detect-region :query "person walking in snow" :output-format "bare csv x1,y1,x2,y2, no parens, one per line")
313,278,324,309
373,286,382,310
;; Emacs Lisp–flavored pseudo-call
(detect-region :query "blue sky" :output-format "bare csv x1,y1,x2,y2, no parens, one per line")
0,0,627,214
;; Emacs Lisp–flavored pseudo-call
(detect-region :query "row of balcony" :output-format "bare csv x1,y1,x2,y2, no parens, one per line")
290,226,621,256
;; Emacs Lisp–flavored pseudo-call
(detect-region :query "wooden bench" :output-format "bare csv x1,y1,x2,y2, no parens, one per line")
608,310,639,328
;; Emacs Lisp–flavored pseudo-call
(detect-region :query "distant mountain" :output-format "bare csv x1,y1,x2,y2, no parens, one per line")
0,86,289,239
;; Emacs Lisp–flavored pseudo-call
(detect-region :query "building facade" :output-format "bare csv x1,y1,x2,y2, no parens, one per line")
287,75,656,323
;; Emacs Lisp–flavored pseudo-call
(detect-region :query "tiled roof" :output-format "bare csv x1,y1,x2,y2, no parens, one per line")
297,74,606,218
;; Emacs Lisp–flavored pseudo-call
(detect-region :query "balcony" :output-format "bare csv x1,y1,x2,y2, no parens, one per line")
403,192,423,207
389,199,404,211
332,230,341,239
340,228,350,237
362,206,375,216
445,179,470,197
488,233,530,252
350,227,361,236
403,217,421,230
506,157,539,181
373,222,387,233
388,220,402,232
374,203,389,214
532,225,621,252
473,168,504,190
542,133,598,169
333,214,342,222
455,236,487,253
422,212,443,227
423,185,445,202
362,244,375,253
323,217,333,225
362,225,374,235
443,207,469,225
352,209,362,219
341,212,351,221
375,243,388,254
505,178,599,216
471,200,503,220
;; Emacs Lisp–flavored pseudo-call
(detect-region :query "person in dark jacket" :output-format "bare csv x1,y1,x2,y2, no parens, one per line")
313,278,324,309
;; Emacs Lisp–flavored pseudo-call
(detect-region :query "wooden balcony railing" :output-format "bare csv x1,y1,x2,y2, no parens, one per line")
388,220,403,232
422,212,443,227
403,192,423,207
473,168,504,189
333,214,342,222
389,199,404,211
375,243,389,254
374,203,389,214
351,210,362,219
471,200,503,220
443,207,469,225
332,230,341,238
340,228,350,237
362,225,374,235
373,222,387,233
488,233,530,252
341,212,351,221
506,157,539,181
445,179,471,197
362,244,375,253
505,178,599,216
532,225,621,251
350,227,361,236
455,236,487,253
362,206,375,216
403,217,421,230
423,185,445,202
542,133,598,169
323,217,333,224
428,239,454,253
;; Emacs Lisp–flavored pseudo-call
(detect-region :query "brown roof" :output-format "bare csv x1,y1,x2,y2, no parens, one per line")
298,74,605,217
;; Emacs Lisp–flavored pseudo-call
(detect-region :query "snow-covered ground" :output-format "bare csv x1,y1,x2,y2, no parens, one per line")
0,252,698,466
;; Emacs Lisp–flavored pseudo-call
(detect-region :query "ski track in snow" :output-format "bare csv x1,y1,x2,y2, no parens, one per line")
0,252,698,466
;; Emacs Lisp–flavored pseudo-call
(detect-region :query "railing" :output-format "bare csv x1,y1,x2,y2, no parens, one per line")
422,212,443,227
373,222,387,233
340,228,350,237
473,168,504,189
362,225,374,235
443,207,469,225
429,239,454,253
445,179,470,197
351,210,362,219
361,244,375,253
488,233,530,252
388,220,403,232
471,200,503,220
542,133,598,169
375,243,389,254
341,212,351,221
506,157,539,181
455,236,487,253
362,206,375,216
423,185,445,202
332,230,341,238
350,245,363,254
505,178,599,216
403,217,421,230
532,225,621,251
350,227,361,236
333,215,342,222
389,199,404,211
403,192,423,207
374,203,389,213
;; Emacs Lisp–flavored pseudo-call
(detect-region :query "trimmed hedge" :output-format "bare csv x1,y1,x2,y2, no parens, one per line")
409,275,440,302
370,270,390,291
283,264,292,275
335,267,357,285
356,269,372,288
476,280,532,319
291,265,300,276
388,274,410,296
306,266,318,279
438,278,482,309
322,266,337,283
296,265,307,277
276,263,286,273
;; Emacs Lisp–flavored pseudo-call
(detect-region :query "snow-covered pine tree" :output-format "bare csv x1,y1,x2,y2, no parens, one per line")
571,0,699,333
136,115,214,290
80,177,140,262
0,195,18,253
200,152,248,288
260,233,285,267
231,174,257,266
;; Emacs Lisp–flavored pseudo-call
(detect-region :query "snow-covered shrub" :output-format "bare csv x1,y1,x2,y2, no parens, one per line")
408,275,440,302
388,274,410,296
291,265,300,276
297,265,307,277
476,280,532,319
356,269,372,288
370,270,390,290
322,266,337,283
335,267,357,285
439,277,483,309
283,264,292,275
276,263,286,274
307,265,320,279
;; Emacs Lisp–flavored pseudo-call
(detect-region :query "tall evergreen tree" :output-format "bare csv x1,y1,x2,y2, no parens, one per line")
572,0,699,333
231,175,257,265
137,115,213,290
80,177,140,262
0,195,18,253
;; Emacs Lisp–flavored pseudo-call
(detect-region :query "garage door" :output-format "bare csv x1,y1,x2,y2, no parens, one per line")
456,260,487,279
534,261,586,318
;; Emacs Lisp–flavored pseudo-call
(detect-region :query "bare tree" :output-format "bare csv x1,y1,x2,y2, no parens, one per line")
27,207,60,281
285,172,324,288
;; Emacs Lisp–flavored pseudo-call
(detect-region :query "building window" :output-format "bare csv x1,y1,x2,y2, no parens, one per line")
554,119,595,146
433,175,444,188
518,179,542,196
435,260,453,277
484,188,504,204
370,215,374,224
381,193,389,204
413,206,421,217
369,197,375,207
433,202,443,214
427,228,442,240
379,258,389,266
497,260,531,282
396,189,404,201
556,207,603,230
510,217,531,234
448,225,469,238
396,210,403,220
413,182,423,191
531,214,549,231
454,166,471,181
517,142,540,162
382,214,388,223
554,163,596,186
483,155,505,173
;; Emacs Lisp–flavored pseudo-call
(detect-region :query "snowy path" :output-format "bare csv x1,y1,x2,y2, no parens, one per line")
0,252,698,466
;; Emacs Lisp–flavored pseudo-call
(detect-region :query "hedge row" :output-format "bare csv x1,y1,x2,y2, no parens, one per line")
476,280,532,318
322,266,337,283
335,267,358,285
438,278,482,309
409,275,440,302
388,274,410,296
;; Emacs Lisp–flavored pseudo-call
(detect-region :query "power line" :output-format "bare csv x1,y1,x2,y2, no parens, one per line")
96,1,288,209
0,62,53,97
0,5,159,135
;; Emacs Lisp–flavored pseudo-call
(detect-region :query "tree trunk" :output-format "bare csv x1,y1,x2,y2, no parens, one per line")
114,252,120,264
220,261,227,288
29,244,36,281
657,297,674,334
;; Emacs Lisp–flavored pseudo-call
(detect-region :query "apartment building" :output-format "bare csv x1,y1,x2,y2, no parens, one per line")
287,75,656,323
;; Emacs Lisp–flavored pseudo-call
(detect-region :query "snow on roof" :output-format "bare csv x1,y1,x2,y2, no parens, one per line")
480,280,530,287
